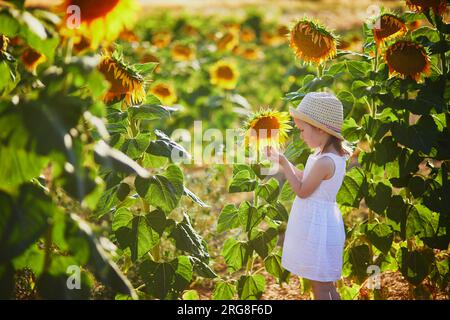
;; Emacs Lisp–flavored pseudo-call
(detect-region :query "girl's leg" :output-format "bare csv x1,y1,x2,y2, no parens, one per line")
310,281,341,300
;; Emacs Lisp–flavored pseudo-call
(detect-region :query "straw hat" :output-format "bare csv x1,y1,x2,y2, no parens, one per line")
289,92,344,140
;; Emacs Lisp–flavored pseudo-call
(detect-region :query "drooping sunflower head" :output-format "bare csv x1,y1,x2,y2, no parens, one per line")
98,50,150,108
171,43,195,61
406,0,447,16
243,109,292,152
385,40,430,82
150,83,177,106
289,18,337,65
373,14,407,47
59,0,139,49
216,31,239,52
21,48,47,73
209,60,239,90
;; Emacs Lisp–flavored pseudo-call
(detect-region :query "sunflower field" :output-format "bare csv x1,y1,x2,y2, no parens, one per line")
0,0,449,301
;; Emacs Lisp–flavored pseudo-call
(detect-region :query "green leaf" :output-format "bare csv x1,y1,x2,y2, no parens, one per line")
146,129,191,161
228,170,257,193
343,244,372,282
189,256,217,278
264,202,289,222
0,145,48,192
135,164,184,213
112,208,133,231
346,60,370,78
139,256,193,299
397,247,434,286
366,223,394,254
238,201,263,232
120,135,150,160
0,184,54,263
221,238,249,273
237,274,265,300
264,253,289,285
128,104,171,121
115,214,160,262
337,167,366,208
406,204,439,239
365,182,392,214
182,290,199,300
212,281,235,300
249,228,278,259
217,204,240,233
170,213,209,261
255,178,280,203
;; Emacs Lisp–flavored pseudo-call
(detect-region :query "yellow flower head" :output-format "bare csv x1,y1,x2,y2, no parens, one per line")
406,0,447,16
209,60,239,90
151,31,172,49
216,31,239,52
150,83,177,106
373,14,407,47
385,40,430,82
289,18,337,65
98,50,149,108
243,109,292,152
240,28,256,42
240,46,263,60
21,48,46,73
171,43,195,61
59,0,139,49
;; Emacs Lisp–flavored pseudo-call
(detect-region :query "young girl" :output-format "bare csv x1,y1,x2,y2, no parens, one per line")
266,91,351,300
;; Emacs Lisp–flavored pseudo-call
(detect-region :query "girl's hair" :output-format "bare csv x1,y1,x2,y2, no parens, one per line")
322,135,353,157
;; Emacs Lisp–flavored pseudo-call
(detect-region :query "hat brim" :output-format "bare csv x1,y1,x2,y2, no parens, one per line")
289,107,344,141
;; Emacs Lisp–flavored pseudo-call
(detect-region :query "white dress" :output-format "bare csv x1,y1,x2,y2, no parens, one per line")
281,150,348,282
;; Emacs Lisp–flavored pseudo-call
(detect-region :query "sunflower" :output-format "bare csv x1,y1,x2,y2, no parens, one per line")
243,109,292,154
119,29,139,42
261,31,278,46
406,0,447,16
289,19,337,65
209,60,239,90
21,48,46,73
385,40,430,81
240,46,263,60
59,0,139,49
216,31,239,52
224,21,241,33
171,43,195,61
373,14,407,47
140,52,160,73
73,35,92,54
181,24,199,37
150,83,177,106
98,51,148,108
151,31,172,49
240,27,255,42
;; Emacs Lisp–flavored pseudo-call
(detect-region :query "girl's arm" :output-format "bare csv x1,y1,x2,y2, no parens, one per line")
267,147,331,198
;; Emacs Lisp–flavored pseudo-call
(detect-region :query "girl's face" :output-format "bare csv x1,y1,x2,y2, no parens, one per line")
294,118,325,148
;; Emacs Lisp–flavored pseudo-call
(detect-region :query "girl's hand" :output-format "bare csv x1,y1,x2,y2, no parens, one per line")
265,146,287,165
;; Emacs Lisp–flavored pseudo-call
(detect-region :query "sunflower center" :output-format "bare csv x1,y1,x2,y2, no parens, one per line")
69,0,121,23
251,116,281,139
153,85,171,97
217,66,234,80
22,49,42,66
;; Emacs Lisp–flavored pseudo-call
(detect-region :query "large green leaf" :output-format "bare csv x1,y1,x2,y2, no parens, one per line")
139,256,193,299
217,204,240,233
228,170,257,193
170,213,209,261
212,281,235,300
264,253,289,285
365,182,392,214
406,204,439,239
249,228,278,259
238,201,263,232
255,178,280,203
221,238,249,273
366,222,394,254
397,247,434,286
0,184,54,263
337,167,367,208
237,274,266,300
146,129,190,161
114,214,160,262
135,164,184,213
